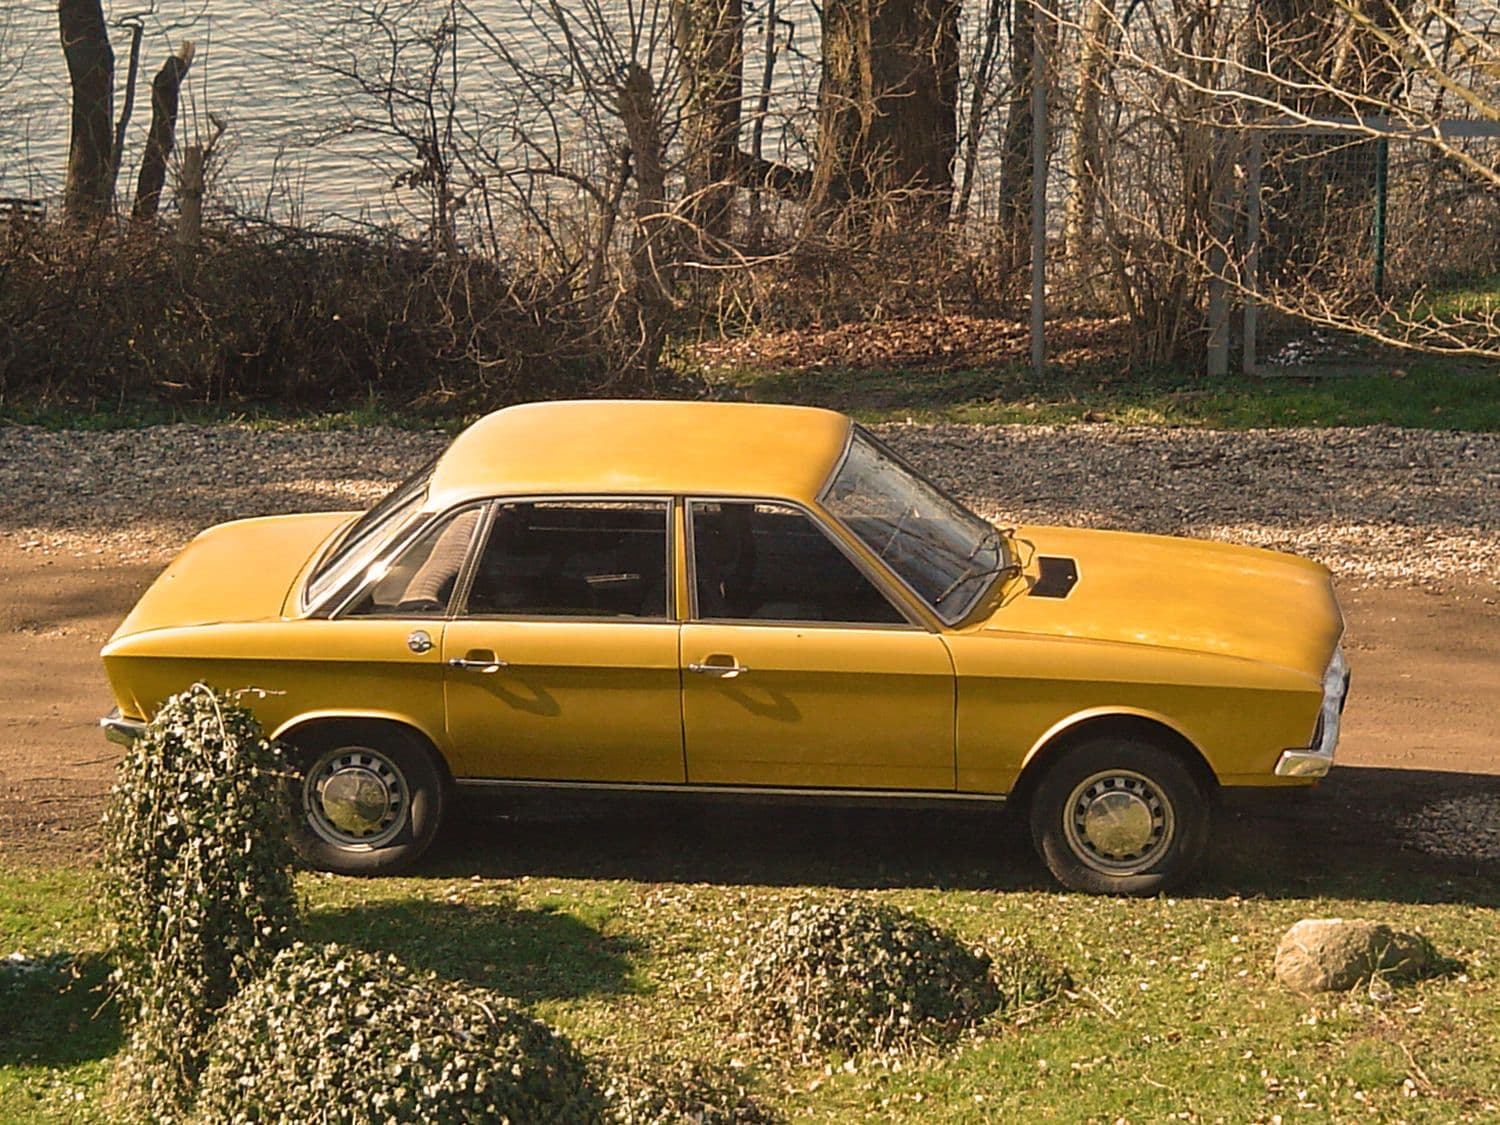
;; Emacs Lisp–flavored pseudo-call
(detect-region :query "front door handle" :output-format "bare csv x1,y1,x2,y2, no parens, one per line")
448,650,507,674
687,657,748,679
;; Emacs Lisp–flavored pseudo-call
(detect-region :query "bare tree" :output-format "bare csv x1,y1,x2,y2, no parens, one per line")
1087,0,1500,361
810,0,962,222
675,0,743,247
996,0,1040,268
133,41,195,221
1063,0,1116,263
59,0,115,222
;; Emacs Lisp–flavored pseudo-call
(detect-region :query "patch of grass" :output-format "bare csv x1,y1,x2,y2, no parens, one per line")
1410,272,1500,321
2,817,1498,1123
0,400,470,434
0,868,115,1124
712,357,1500,431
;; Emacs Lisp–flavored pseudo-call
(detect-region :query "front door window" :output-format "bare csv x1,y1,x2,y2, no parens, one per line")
690,501,906,624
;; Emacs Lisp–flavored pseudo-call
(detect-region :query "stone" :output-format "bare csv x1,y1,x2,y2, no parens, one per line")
1274,918,1435,992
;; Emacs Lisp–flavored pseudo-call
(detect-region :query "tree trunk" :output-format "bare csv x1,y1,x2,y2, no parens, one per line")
811,0,960,224
675,0,743,249
953,0,1004,224
996,0,1036,268
58,0,114,223
133,42,195,222
618,63,671,381
175,143,204,270
1063,0,1114,263
109,20,143,204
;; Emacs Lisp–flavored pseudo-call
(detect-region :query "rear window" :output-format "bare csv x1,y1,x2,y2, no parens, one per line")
303,455,438,609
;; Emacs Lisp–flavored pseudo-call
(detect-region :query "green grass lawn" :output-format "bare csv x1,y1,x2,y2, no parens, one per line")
4,808,1497,1123
713,359,1500,431
5,346,1498,434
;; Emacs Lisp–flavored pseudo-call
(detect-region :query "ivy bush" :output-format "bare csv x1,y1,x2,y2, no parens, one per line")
733,900,1002,1057
99,685,297,1115
195,942,603,1124
596,1055,779,1124
989,935,1073,1014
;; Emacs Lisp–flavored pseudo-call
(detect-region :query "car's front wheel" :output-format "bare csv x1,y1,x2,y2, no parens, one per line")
285,723,447,875
1028,738,1210,895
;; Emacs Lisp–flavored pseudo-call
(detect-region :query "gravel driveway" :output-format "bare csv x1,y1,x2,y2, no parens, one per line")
0,421,1494,588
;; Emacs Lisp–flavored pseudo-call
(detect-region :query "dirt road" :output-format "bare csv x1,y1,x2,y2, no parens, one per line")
2,541,1495,871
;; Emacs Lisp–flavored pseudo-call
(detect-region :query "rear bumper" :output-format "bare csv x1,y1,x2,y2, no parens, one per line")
101,708,148,746
1274,645,1350,779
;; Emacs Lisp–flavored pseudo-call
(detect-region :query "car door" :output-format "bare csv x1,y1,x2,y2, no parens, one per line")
442,498,685,783
680,500,956,791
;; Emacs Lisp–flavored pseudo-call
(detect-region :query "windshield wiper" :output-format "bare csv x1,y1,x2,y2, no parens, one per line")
933,528,1014,606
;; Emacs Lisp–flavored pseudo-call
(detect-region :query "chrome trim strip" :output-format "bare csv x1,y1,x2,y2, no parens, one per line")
101,710,148,746
454,778,1005,802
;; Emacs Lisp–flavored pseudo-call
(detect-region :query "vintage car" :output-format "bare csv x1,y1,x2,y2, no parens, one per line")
101,400,1348,894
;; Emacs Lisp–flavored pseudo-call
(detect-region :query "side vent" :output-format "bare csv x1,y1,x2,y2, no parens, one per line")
1031,556,1079,599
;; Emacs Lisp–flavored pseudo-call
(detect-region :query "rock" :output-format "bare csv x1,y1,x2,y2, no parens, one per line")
1274,918,1435,992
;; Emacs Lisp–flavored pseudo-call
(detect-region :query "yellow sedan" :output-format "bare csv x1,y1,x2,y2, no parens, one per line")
101,400,1348,894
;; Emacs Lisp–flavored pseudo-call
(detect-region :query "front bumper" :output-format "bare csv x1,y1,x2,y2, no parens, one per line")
101,708,148,746
1274,646,1350,778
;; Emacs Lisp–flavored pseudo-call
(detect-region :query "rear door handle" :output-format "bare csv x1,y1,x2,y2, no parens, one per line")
448,650,507,673
688,658,748,679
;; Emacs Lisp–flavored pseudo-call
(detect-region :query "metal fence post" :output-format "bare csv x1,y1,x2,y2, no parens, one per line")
1030,0,1049,379
1373,136,1389,298
1243,129,1262,375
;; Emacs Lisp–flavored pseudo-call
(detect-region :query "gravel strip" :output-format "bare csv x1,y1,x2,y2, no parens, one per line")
0,422,1495,587
1400,794,1500,864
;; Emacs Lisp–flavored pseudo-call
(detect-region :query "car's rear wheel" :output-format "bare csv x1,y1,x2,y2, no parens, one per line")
285,723,446,875
1028,738,1210,895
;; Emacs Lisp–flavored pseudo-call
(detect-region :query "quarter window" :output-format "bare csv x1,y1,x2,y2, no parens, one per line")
690,501,906,624
465,500,670,618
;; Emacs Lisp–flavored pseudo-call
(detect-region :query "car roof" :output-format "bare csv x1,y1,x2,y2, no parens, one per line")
426,399,854,509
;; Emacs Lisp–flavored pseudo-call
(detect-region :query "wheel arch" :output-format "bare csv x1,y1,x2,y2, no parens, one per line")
1009,709,1218,813
272,712,455,786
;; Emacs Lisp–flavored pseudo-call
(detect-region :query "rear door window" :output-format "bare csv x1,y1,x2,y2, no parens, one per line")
464,500,671,619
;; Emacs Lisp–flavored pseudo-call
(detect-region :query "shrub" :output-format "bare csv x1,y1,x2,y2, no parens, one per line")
733,900,1002,1056
99,684,297,1115
989,935,1073,1014
596,1056,778,1124
0,221,662,414
195,942,603,1124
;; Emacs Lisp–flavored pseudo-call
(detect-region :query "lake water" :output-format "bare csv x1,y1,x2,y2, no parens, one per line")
1,0,828,226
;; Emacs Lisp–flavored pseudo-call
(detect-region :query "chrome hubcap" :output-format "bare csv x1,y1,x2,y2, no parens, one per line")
304,748,409,848
1064,769,1174,875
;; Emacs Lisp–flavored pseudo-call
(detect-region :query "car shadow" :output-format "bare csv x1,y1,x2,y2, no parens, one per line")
301,899,638,1004
421,765,1500,907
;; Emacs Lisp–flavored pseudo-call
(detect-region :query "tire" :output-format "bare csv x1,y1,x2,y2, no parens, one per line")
285,723,447,875
1028,737,1210,896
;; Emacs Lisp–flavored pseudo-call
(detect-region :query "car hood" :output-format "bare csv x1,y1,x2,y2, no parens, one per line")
107,512,353,641
979,525,1343,680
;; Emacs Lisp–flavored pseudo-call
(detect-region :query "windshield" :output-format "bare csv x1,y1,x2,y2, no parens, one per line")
822,429,1010,623
303,454,439,609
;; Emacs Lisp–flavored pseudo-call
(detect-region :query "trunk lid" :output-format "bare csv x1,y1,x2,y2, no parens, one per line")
108,512,352,641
